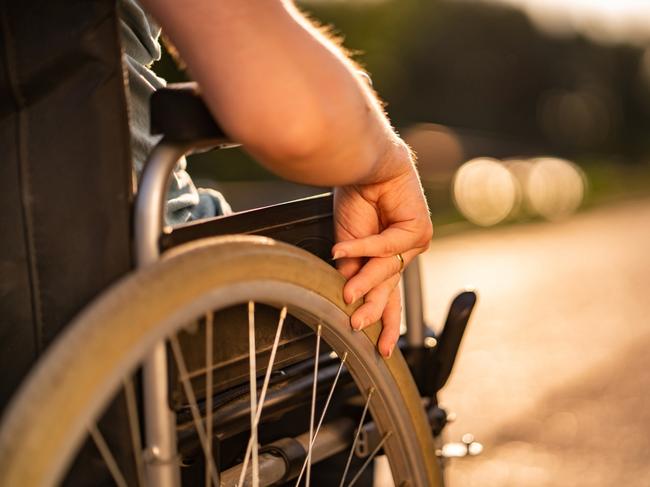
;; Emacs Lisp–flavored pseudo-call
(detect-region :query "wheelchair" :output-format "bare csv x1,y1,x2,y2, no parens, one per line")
0,4,476,486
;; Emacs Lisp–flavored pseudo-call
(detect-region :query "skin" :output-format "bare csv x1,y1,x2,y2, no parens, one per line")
140,0,433,357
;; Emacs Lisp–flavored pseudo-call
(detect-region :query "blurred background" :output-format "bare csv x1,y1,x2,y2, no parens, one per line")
156,0,650,485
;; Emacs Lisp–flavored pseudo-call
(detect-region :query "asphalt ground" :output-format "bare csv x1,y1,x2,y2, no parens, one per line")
418,198,650,486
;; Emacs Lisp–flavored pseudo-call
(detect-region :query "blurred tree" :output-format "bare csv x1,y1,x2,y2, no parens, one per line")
300,0,650,161
153,0,650,188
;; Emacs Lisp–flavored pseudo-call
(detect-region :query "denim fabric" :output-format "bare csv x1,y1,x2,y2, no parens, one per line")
119,0,231,225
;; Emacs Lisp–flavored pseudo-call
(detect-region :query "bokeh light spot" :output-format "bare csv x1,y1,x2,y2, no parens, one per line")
526,157,586,220
453,158,517,226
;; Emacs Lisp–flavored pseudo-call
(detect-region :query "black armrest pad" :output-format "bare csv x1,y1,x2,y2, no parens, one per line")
150,82,229,142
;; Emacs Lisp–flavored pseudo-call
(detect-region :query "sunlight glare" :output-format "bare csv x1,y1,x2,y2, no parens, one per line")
453,158,517,226
526,157,585,220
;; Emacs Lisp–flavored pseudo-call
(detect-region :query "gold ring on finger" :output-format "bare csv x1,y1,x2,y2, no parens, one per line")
395,253,405,273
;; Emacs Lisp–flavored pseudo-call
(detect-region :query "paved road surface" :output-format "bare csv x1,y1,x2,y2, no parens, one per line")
419,198,650,486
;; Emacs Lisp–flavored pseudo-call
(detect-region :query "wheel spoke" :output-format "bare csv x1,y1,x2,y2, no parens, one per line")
124,378,146,487
88,424,128,487
205,313,214,487
294,349,348,486
346,431,393,487
338,388,375,487
305,324,321,487
237,306,288,487
170,336,220,487
0,240,438,487
248,301,260,487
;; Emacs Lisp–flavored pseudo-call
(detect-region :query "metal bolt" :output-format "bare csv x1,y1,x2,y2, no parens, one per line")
424,337,437,349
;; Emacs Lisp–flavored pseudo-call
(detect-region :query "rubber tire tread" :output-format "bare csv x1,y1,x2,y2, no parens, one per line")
0,235,439,487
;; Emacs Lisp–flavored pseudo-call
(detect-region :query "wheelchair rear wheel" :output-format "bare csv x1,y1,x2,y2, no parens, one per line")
0,236,440,487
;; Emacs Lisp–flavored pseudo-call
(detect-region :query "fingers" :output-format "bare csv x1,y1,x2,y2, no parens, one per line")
332,227,413,259
378,288,402,358
348,276,401,359
332,222,430,260
342,251,415,305
335,256,363,281
350,274,400,331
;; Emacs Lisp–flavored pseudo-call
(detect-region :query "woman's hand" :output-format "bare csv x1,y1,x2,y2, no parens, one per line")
332,142,433,358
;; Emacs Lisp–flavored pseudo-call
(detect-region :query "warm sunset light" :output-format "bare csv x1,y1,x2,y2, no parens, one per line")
472,0,650,44
526,157,586,220
4,2,650,487
454,157,586,225
453,158,517,226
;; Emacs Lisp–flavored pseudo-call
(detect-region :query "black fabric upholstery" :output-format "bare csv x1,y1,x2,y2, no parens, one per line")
0,1,136,484
150,81,228,142
0,0,134,410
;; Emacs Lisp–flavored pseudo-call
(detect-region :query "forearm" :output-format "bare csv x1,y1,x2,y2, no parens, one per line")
140,0,408,186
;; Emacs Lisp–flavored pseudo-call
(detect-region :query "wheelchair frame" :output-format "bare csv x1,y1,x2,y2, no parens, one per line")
135,135,433,487
0,74,476,486
0,2,477,482
131,84,476,486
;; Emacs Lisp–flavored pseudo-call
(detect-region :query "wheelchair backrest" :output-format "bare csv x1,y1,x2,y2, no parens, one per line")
0,0,133,412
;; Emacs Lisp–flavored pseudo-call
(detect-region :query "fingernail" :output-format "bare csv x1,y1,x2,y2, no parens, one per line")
351,317,362,332
347,292,356,304
332,250,346,260
386,345,394,359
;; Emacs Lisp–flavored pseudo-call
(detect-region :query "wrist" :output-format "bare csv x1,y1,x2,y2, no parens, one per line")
361,136,414,185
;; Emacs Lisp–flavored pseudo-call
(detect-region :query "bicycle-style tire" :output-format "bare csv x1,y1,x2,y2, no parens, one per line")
0,235,440,487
